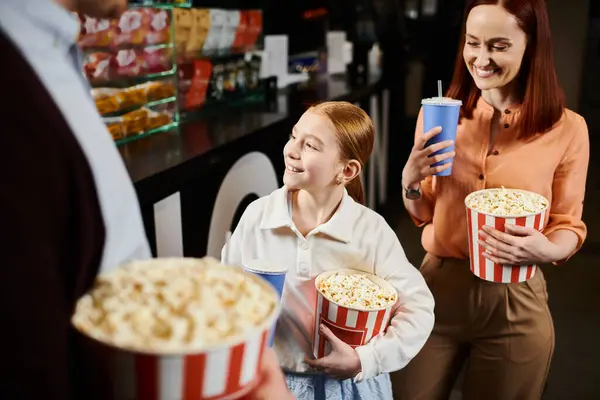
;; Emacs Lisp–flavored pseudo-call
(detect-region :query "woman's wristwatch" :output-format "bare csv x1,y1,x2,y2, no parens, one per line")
403,182,422,200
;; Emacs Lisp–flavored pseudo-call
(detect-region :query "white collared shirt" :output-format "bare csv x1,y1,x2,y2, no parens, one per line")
0,0,151,272
222,186,434,381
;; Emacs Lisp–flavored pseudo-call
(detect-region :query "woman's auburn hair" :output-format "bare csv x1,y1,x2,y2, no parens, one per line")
447,0,565,139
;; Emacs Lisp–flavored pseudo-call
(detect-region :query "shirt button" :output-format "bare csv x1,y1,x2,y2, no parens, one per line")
504,109,511,114
300,242,309,250
504,123,510,129
479,174,485,180
299,262,307,271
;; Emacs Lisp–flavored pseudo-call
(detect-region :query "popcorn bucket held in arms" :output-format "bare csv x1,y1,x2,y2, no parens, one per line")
465,188,549,283
72,258,280,400
313,269,398,359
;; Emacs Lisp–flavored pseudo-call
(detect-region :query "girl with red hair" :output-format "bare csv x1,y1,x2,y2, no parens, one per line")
224,101,435,399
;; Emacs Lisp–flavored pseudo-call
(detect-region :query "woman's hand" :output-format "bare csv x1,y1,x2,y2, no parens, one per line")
401,126,455,189
478,224,561,265
242,348,294,400
304,324,361,381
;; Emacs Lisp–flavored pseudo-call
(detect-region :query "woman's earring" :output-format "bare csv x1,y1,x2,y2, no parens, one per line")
335,176,343,185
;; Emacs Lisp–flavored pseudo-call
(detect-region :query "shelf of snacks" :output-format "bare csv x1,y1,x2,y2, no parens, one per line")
104,92,177,144
173,7,265,118
80,7,176,83
79,3,182,144
106,116,178,145
173,8,263,59
79,1,267,145
93,80,176,116
178,53,265,119
130,0,192,10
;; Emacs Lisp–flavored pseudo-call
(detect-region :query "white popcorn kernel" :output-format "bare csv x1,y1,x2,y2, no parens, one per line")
317,272,397,310
71,258,277,352
466,187,548,217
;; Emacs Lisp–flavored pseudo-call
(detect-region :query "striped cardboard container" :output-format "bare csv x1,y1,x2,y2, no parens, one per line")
465,189,549,283
312,270,397,359
76,263,280,400
108,329,271,400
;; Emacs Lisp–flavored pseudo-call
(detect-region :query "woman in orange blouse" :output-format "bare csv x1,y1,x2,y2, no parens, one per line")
395,0,589,399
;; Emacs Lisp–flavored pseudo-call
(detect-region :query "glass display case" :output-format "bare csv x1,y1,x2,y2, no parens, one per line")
79,0,265,145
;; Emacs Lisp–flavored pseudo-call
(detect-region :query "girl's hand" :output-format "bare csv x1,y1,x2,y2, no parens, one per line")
304,324,362,380
478,224,561,265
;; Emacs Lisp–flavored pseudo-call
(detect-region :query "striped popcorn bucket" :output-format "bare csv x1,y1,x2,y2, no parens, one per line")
77,270,280,400
465,189,549,284
312,270,397,359
107,329,272,400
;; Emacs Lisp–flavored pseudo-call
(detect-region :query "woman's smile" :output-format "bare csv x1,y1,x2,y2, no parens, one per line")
473,65,501,79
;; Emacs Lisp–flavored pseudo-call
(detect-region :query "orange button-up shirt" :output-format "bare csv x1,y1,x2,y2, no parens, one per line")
410,97,589,260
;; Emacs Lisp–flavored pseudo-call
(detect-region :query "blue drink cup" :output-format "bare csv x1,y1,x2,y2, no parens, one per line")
422,97,462,176
243,260,287,346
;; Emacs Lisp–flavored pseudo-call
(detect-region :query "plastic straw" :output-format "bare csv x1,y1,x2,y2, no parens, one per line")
438,80,443,98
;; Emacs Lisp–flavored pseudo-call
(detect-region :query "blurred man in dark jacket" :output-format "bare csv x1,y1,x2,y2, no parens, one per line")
0,0,291,399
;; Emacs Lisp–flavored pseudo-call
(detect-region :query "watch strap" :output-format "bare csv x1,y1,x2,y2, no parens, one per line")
403,182,422,200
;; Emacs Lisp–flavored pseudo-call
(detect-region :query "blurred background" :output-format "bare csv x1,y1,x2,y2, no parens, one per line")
83,0,599,397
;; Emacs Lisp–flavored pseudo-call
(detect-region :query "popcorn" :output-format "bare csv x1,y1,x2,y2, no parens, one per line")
466,187,548,217
317,272,397,310
72,257,277,353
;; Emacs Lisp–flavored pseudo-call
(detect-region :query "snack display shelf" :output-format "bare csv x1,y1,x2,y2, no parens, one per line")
83,42,174,53
178,45,263,62
81,2,265,145
115,120,178,146
80,2,183,145
103,95,177,118
90,67,177,89
132,2,192,10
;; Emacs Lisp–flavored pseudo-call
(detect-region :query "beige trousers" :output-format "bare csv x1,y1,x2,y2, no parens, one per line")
394,254,554,400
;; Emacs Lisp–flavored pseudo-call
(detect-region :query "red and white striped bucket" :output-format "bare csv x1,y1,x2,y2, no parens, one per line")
312,270,397,359
107,328,271,400
465,189,549,283
76,266,280,400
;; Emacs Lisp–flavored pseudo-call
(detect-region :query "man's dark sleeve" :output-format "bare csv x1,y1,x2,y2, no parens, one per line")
0,30,107,399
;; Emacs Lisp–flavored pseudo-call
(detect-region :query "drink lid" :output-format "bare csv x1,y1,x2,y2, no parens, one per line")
421,97,462,106
243,259,288,275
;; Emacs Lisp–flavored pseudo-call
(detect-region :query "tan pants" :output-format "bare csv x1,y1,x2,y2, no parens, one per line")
394,254,554,400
